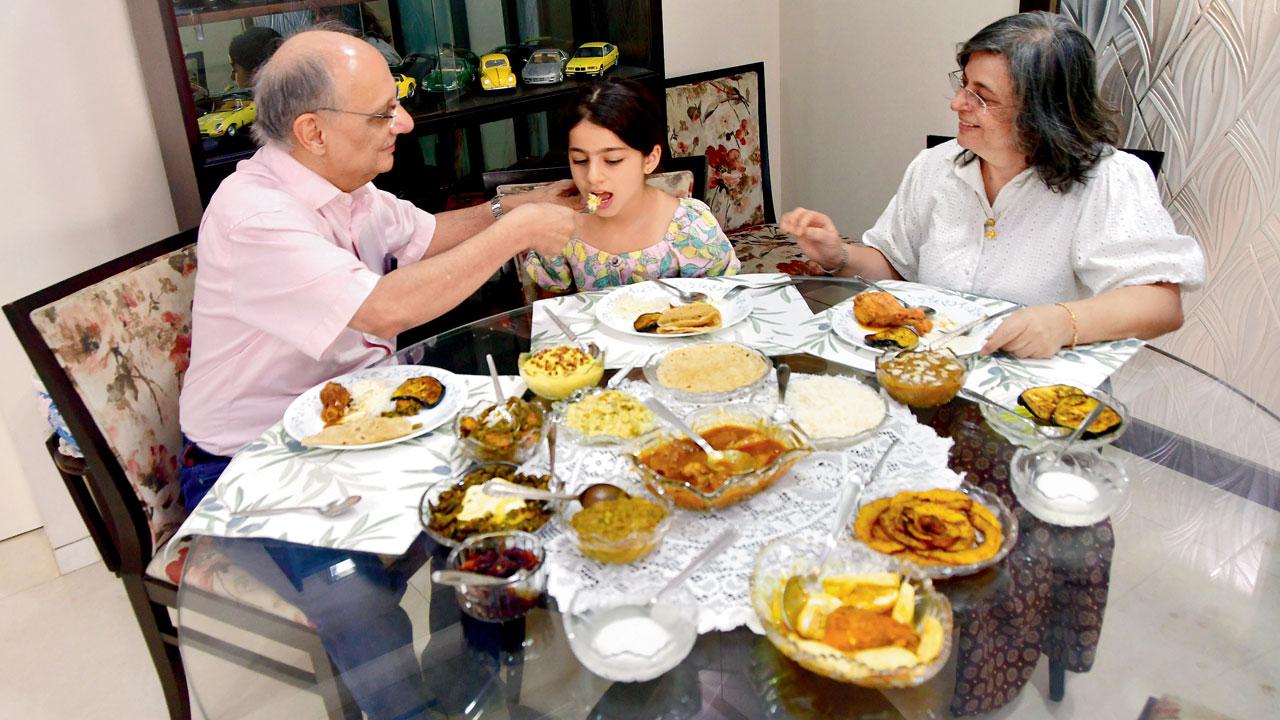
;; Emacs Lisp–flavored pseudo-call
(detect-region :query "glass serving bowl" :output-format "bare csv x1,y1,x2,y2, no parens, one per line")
1010,446,1130,526
453,397,547,464
875,348,969,408
550,386,659,449
517,345,605,400
562,583,699,683
783,373,890,451
852,479,1019,579
419,462,558,548
561,488,674,564
749,536,953,688
980,388,1129,451
642,341,773,405
445,530,546,622
630,403,813,511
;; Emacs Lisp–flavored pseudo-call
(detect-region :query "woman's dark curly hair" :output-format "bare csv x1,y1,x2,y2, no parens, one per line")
957,12,1118,193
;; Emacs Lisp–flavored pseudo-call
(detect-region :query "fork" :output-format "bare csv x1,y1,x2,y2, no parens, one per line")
721,280,793,300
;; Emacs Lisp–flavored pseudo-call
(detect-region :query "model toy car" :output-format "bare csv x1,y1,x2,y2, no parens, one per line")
425,51,476,92
490,44,536,71
566,42,618,77
198,97,256,138
522,48,569,85
479,53,517,91
394,73,417,99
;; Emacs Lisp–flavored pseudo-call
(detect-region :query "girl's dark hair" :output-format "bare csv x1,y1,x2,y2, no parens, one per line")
565,78,665,158
957,11,1118,193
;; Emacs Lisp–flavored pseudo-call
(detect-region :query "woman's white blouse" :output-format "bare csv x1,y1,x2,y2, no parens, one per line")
861,140,1206,306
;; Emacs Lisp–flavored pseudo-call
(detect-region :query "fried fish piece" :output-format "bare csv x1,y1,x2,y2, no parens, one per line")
821,606,919,653
319,382,352,426
853,291,933,335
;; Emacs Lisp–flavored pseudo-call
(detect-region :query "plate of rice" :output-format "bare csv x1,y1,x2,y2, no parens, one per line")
783,374,888,450
284,365,463,449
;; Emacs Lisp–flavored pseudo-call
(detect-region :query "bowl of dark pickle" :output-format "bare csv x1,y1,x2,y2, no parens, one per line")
444,530,546,622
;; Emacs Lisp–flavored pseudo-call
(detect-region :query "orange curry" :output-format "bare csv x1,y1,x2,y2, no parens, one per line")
637,424,786,493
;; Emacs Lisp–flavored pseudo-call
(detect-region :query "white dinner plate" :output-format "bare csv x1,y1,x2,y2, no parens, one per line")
283,365,463,450
830,284,994,354
593,278,753,337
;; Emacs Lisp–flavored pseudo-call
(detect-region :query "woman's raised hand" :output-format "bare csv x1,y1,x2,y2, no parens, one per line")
780,207,846,270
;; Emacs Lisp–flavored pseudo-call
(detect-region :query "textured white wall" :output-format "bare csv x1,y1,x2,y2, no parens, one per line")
0,1,177,554
662,0,782,213
779,0,1018,233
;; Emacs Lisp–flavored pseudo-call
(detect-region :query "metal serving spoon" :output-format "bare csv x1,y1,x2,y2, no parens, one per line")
959,389,1072,439
1045,400,1109,466
542,307,602,358
229,495,362,518
924,305,1019,352
854,275,936,317
431,569,528,588
771,363,792,425
481,479,627,508
643,398,757,476
652,278,709,304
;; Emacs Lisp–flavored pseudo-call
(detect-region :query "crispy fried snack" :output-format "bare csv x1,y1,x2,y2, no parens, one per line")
853,292,933,336
822,606,919,653
853,489,1003,567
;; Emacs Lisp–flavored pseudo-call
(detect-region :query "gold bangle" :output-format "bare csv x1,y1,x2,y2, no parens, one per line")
1055,302,1078,349
824,244,850,275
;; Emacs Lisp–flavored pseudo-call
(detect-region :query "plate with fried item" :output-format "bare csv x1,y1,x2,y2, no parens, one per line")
830,285,993,355
594,278,752,337
284,365,463,450
851,482,1018,578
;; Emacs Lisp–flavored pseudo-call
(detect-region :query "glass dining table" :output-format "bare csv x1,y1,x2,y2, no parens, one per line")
175,277,1280,720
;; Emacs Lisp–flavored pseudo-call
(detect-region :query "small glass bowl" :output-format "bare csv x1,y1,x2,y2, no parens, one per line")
980,389,1129,451
518,345,606,400
875,348,969,408
562,583,699,683
642,342,773,405
561,489,674,564
630,403,813,511
783,373,889,451
419,462,558,548
853,480,1019,579
445,530,546,622
750,536,953,688
1010,446,1130,526
453,398,547,464
550,386,659,449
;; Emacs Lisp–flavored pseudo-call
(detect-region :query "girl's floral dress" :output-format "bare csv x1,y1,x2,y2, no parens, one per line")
523,197,740,292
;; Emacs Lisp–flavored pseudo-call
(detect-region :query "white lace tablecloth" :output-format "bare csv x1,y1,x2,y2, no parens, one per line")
530,273,815,369
175,375,531,556
540,389,964,634
780,279,1145,405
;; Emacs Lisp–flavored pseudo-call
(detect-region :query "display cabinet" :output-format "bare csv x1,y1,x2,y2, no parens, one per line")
162,0,665,208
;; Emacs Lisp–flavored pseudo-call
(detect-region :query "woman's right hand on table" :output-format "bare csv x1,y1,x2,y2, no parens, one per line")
780,207,847,271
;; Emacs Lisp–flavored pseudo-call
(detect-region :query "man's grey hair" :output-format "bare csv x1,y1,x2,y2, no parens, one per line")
249,23,358,147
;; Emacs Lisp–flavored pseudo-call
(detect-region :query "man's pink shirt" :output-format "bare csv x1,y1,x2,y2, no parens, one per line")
180,144,434,456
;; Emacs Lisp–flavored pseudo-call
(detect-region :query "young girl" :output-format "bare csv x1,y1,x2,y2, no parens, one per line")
523,79,739,291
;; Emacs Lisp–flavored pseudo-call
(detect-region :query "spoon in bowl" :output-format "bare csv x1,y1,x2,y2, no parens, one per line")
642,398,757,476
652,278,709,304
431,569,527,588
229,495,362,518
542,307,602,358
958,388,1072,439
481,479,628,508
771,363,792,425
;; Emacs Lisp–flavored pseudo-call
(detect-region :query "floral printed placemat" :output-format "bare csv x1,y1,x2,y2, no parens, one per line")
175,374,530,555
530,273,815,368
781,280,1145,405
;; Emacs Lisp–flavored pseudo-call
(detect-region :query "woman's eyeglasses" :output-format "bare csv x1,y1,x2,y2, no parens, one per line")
947,70,1006,114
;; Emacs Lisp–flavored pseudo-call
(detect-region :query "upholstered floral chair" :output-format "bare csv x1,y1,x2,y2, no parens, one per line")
665,62,823,275
4,231,344,720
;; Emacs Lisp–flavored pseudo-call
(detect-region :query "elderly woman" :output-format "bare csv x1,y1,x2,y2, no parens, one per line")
781,12,1205,358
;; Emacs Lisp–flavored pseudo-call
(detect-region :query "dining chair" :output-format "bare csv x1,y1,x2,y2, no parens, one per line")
924,134,1165,177
4,230,356,720
482,160,706,302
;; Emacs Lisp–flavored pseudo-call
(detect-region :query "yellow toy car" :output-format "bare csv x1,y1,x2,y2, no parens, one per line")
394,73,417,99
565,42,618,77
479,53,517,91
197,97,256,138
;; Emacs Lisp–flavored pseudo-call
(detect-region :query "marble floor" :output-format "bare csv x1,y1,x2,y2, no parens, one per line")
1,450,1276,720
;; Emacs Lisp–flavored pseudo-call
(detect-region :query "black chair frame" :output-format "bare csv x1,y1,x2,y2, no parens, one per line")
4,229,358,720
481,154,707,203
925,134,1165,177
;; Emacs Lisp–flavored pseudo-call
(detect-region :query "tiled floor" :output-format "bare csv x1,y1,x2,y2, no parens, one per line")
1,451,1277,719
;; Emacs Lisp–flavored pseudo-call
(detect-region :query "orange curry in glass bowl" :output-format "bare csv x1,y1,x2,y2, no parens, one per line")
636,424,788,494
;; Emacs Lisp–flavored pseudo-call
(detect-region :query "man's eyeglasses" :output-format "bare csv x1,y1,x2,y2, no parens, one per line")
312,105,401,126
948,70,1005,113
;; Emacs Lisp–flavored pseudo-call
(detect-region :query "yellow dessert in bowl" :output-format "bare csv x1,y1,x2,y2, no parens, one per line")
518,345,605,400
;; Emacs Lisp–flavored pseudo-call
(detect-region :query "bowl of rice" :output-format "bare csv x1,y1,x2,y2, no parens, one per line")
783,374,888,450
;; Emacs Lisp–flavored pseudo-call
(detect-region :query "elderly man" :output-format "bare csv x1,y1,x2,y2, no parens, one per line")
180,29,575,495
176,30,575,719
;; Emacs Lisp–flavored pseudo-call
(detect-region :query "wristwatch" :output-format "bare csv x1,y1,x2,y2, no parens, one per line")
489,195,504,221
